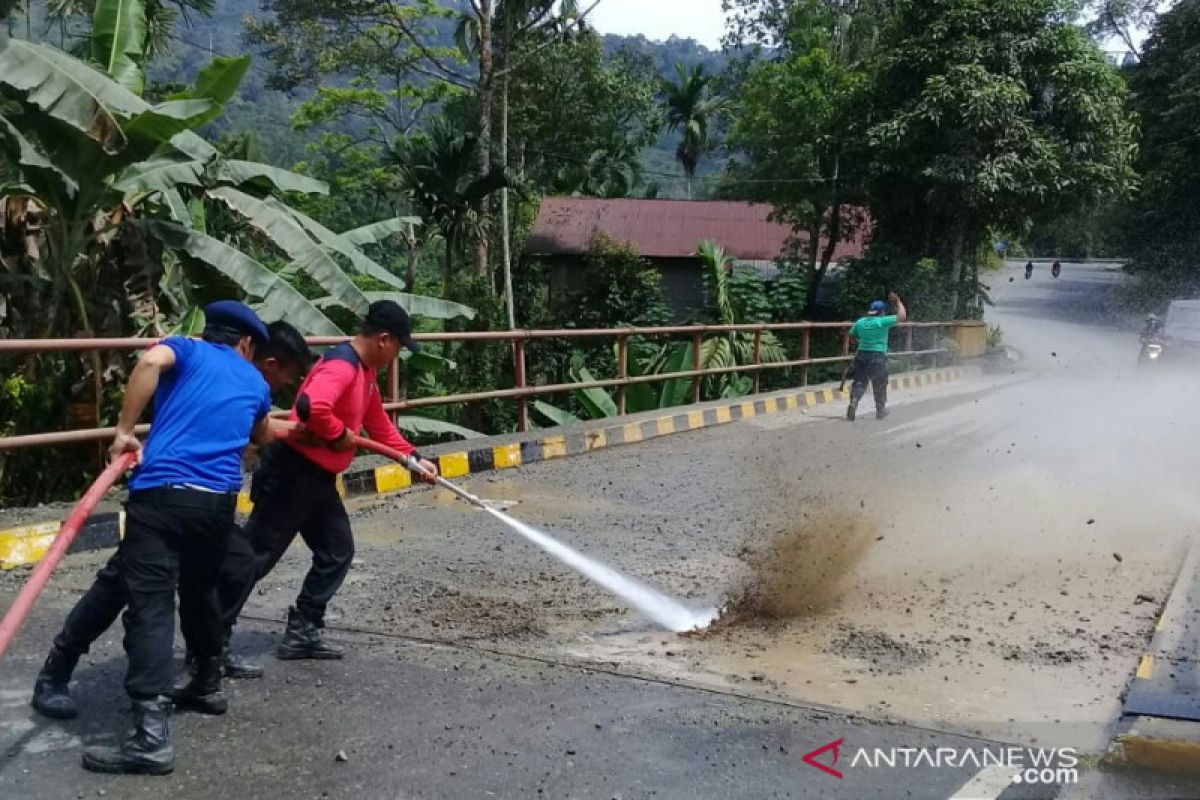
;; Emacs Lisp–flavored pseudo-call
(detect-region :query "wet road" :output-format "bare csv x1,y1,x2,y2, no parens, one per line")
4,261,1200,798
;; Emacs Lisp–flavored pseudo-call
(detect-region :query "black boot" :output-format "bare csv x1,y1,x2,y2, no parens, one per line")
222,645,264,679
876,407,889,420
277,606,344,660
173,656,227,715
846,400,858,421
31,644,81,720
81,696,174,775
186,639,263,680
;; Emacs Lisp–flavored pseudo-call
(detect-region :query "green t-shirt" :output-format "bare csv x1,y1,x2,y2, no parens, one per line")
849,315,898,353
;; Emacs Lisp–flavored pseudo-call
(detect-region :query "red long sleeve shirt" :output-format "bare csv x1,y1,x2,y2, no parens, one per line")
286,342,415,473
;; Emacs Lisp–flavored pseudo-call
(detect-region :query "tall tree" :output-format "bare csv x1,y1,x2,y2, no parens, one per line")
1083,0,1169,60
505,27,659,192
660,63,724,199
246,0,498,276
722,0,884,314
1121,0,1200,301
867,0,1137,315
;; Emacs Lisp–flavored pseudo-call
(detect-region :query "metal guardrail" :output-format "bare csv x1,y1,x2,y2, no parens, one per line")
0,321,959,452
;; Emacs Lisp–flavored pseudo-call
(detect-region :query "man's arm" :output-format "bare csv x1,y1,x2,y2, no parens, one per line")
249,416,281,446
889,293,908,323
110,344,177,461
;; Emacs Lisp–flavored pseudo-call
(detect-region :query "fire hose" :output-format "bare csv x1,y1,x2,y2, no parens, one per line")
0,452,138,663
0,397,493,666
293,394,492,510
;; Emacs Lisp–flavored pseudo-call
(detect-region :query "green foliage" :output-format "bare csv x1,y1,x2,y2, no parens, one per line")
389,118,508,289
556,232,670,329
866,0,1138,314
721,0,877,311
0,18,469,502
1120,0,1200,305
507,28,659,197
695,240,786,398
91,0,147,93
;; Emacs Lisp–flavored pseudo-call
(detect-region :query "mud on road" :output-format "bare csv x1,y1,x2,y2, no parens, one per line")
215,365,1179,754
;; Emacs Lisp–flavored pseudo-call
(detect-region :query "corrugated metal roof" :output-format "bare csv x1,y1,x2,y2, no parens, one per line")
524,197,868,262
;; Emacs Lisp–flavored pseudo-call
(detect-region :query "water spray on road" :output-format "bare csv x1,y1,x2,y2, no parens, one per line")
294,394,717,634
480,506,719,633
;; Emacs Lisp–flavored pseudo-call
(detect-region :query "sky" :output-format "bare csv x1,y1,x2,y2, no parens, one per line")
588,0,728,49
584,0,1145,54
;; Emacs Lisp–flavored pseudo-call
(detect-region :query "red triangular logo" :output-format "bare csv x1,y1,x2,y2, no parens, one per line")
802,737,844,779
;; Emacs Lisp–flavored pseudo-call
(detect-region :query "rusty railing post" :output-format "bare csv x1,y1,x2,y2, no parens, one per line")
388,355,401,426
691,330,703,404
513,338,529,432
905,325,916,372
800,326,811,387
616,334,629,416
752,329,763,394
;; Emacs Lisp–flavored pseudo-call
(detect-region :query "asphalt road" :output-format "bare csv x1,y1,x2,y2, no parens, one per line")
4,260,1200,799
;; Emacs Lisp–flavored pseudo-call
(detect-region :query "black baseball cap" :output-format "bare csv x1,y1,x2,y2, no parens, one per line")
364,300,421,352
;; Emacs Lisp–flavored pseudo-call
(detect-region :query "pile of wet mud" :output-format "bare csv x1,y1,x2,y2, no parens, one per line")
827,624,929,673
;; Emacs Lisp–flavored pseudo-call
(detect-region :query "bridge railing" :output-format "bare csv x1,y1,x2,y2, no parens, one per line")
0,321,965,453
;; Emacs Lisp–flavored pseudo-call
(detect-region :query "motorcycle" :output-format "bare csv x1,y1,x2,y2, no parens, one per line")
1140,315,1166,366
1051,261,1061,278
1139,340,1165,365
1024,262,1033,279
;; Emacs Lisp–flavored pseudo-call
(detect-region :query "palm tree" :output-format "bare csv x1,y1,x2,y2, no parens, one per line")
661,63,724,199
552,141,642,198
389,119,508,296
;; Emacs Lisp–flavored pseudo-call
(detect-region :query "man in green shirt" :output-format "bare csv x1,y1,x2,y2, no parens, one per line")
846,292,907,421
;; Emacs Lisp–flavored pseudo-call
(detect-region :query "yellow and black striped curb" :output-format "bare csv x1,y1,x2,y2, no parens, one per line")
1106,537,1200,775
0,365,979,569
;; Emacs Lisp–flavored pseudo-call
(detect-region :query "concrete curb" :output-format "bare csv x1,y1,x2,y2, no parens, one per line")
0,364,982,569
1106,536,1200,775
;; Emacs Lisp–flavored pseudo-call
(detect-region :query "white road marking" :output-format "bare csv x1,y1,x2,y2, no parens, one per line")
949,765,1018,800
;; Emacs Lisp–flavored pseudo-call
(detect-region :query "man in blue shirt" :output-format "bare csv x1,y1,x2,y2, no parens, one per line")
81,301,273,776
31,321,313,721
846,292,907,421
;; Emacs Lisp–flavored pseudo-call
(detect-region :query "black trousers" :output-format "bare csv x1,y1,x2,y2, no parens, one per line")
850,351,889,410
219,443,353,630
53,525,256,660
119,488,233,700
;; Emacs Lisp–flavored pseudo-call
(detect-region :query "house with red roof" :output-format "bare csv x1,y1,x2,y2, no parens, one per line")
523,197,869,320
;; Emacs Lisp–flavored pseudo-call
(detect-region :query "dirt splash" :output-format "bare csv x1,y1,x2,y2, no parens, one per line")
712,508,877,628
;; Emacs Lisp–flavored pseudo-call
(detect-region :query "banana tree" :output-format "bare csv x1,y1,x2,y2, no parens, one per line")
0,36,476,330
696,240,787,398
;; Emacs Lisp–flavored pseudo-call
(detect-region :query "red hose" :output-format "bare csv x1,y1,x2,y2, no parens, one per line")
0,452,137,663
345,435,408,464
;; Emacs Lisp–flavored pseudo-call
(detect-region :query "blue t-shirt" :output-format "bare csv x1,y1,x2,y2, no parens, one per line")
129,337,271,493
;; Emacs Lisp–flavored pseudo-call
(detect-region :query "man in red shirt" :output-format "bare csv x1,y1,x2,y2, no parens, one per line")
218,301,438,665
